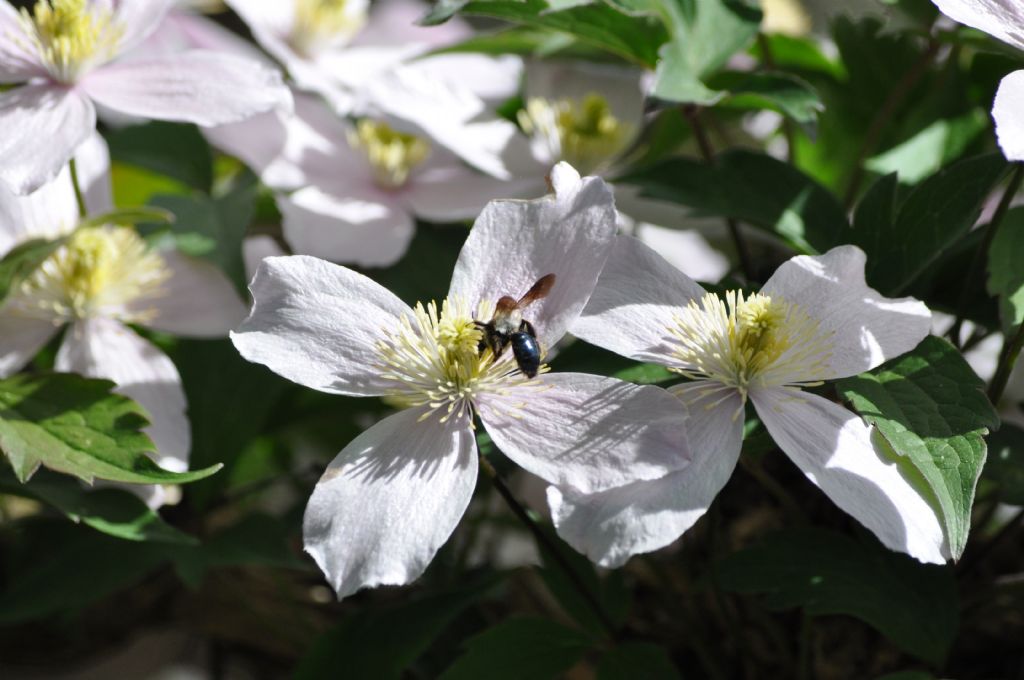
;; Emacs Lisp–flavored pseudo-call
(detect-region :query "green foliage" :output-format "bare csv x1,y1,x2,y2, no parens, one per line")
0,373,220,485
714,528,959,665
710,71,824,125
107,121,214,192
294,574,503,679
983,422,1024,505
440,617,594,679
0,237,64,306
837,336,999,559
79,206,176,229
597,642,681,679
987,204,1024,332
851,152,1009,295
620,149,849,254
0,467,196,545
865,110,989,184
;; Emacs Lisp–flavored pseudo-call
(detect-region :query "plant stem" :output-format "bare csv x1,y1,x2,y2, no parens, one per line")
958,507,1024,575
756,33,797,164
69,157,87,218
842,38,940,210
478,455,620,639
989,320,1024,405
683,105,756,282
948,163,1024,348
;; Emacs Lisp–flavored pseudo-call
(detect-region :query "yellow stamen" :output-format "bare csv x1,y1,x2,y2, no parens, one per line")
518,93,631,174
292,0,366,54
349,120,430,189
375,297,547,424
19,0,119,82
13,225,170,322
668,290,833,402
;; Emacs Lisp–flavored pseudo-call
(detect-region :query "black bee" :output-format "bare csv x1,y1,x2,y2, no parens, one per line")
474,274,556,378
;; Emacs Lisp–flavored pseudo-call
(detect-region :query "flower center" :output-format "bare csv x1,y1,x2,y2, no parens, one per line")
12,225,170,322
517,93,631,174
291,0,366,54
375,297,543,424
19,0,119,82
668,290,833,400
349,120,430,190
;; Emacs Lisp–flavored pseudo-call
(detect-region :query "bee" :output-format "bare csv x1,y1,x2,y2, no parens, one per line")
474,273,556,378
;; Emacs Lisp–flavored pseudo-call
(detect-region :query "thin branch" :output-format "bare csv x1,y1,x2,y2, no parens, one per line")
842,38,940,210
949,163,1024,347
683,105,756,282
69,157,87,218
989,320,1024,405
478,455,621,639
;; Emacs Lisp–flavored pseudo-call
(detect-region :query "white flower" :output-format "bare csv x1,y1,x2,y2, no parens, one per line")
0,0,292,195
231,164,692,598
244,92,532,267
551,235,949,567
0,144,247,502
932,0,1024,160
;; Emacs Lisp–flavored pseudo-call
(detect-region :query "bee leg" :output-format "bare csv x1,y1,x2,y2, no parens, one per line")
519,320,537,338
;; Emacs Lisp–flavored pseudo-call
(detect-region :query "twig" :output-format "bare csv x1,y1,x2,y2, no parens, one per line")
948,164,1024,347
478,455,621,639
683,105,756,282
842,38,940,210
989,320,1024,405
69,157,87,218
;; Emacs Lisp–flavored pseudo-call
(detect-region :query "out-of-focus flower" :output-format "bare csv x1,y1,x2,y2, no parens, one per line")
932,0,1024,160
246,92,531,267
0,0,292,194
0,140,247,503
231,164,692,598
551,236,949,567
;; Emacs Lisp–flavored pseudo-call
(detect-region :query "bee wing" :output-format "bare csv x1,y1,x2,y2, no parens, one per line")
517,273,556,308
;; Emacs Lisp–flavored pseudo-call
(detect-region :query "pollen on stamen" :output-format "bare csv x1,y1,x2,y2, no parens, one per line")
666,290,834,400
18,0,121,83
375,296,548,425
518,93,632,175
292,0,367,55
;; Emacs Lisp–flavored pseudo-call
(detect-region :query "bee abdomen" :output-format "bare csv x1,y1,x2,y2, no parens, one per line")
510,333,541,378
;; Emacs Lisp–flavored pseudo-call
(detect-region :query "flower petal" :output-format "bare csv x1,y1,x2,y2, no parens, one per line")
0,85,96,195
112,0,177,54
549,383,744,567
932,0,1024,51
751,386,949,564
477,372,690,494
0,3,46,82
279,188,415,267
993,70,1024,162
202,110,289,176
56,317,190,473
131,250,247,338
405,159,535,223
76,131,114,214
760,245,931,380
572,234,707,364
81,51,292,127
231,255,413,396
0,314,58,377
448,162,616,349
303,405,478,598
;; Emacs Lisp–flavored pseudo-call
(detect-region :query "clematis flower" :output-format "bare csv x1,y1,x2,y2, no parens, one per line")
252,92,531,267
932,0,1024,160
0,147,247,502
550,235,950,567
0,0,292,195
225,0,523,178
231,164,692,598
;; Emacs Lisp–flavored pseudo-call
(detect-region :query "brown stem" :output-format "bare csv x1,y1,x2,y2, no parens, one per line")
989,320,1024,405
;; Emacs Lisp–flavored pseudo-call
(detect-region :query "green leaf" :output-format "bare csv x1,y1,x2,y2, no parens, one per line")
711,71,824,124
714,528,959,665
597,642,681,679
0,373,221,485
982,422,1024,506
612,362,677,384
620,149,849,254
0,467,196,545
852,152,1009,295
440,617,594,680
987,206,1024,332
865,110,989,185
0,519,169,623
79,206,176,229
836,336,999,559
0,236,64,305
294,574,503,680
641,0,762,104
145,168,257,294
448,0,668,67
107,121,213,192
